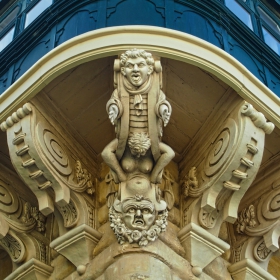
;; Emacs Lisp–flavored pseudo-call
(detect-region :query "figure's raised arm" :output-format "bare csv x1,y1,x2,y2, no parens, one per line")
106,89,123,125
156,91,172,127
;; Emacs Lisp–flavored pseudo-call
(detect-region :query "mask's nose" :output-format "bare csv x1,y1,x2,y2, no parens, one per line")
133,64,139,71
135,209,142,218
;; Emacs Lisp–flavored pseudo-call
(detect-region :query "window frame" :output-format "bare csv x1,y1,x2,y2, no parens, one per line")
0,1,21,52
224,0,256,31
255,2,280,41
22,0,53,29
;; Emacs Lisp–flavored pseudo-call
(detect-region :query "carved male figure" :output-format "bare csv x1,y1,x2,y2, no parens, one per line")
102,49,174,184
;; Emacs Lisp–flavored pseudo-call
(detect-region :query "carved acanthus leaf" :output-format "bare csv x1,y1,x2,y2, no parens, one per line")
254,240,272,262
58,200,78,228
0,233,25,263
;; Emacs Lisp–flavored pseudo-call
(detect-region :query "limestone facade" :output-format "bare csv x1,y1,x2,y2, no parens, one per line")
0,28,280,280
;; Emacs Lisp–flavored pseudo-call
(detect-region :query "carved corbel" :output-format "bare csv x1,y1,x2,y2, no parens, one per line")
0,170,53,279
179,102,274,275
1,104,100,276
200,102,274,224
181,102,274,233
1,103,97,222
228,178,280,280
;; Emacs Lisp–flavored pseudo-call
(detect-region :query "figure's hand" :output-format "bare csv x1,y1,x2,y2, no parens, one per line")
159,104,170,127
108,104,119,125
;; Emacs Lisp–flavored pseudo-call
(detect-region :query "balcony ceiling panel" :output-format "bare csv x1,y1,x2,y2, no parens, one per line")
1,55,279,171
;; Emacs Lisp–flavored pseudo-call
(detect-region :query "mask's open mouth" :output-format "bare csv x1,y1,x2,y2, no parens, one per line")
131,73,140,81
134,219,144,226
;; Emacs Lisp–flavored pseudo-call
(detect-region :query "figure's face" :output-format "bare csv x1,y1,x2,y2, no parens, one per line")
121,57,153,87
122,199,156,230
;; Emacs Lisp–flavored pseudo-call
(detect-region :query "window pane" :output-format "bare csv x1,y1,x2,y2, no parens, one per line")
0,26,15,52
257,7,280,36
0,6,20,32
24,0,52,28
225,0,253,30
262,27,280,55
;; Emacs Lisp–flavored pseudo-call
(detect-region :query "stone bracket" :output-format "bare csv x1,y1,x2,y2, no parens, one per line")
5,258,53,280
228,259,277,280
50,224,102,269
178,222,229,269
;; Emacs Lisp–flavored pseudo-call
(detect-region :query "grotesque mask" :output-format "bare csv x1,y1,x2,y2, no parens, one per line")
121,197,156,231
110,195,168,246
120,50,154,87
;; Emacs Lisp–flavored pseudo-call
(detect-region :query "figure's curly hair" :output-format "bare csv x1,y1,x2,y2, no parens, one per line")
128,132,151,157
120,49,154,67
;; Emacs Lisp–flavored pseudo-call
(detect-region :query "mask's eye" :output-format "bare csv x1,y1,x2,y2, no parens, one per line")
142,208,151,214
127,63,133,69
138,63,145,68
127,207,136,213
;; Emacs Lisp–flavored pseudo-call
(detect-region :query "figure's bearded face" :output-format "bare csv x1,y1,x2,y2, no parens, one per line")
121,199,156,230
121,57,153,87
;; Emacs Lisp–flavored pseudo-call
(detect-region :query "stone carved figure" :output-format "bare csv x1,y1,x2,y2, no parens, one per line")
102,48,174,185
102,49,174,245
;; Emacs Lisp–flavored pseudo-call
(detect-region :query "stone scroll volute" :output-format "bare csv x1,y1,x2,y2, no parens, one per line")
181,102,275,236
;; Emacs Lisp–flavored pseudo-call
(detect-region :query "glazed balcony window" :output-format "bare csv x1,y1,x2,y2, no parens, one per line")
225,0,253,30
0,5,19,32
257,6,280,55
0,4,20,52
0,25,14,51
24,0,52,28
